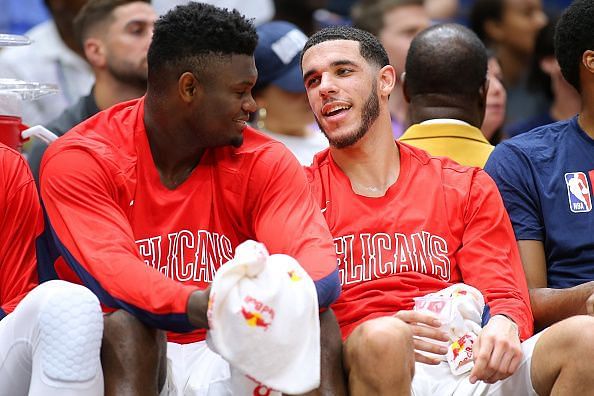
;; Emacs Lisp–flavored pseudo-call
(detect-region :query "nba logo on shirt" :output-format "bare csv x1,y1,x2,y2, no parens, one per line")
565,172,592,213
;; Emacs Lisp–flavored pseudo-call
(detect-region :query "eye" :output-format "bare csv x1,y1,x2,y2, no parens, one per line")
337,68,352,76
305,77,320,88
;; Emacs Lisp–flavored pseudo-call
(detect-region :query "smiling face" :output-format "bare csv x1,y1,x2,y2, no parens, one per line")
192,54,258,148
302,40,381,148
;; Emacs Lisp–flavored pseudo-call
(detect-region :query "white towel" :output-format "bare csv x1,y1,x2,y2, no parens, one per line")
414,284,485,375
206,240,320,394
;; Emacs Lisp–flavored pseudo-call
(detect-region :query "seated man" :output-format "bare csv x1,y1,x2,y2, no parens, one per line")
0,142,103,396
38,3,341,395
301,24,594,395
485,0,594,331
399,24,495,168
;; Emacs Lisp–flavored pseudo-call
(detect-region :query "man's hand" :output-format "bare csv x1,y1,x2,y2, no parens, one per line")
584,285,594,316
394,310,449,365
469,315,522,384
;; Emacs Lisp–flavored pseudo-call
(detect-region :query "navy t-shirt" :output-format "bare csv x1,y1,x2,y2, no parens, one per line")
485,116,594,288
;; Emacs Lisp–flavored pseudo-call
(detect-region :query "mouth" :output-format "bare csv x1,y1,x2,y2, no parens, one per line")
321,101,352,119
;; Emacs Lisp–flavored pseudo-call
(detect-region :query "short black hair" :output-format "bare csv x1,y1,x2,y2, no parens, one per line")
405,23,487,97
351,0,424,37
555,0,594,92
73,0,151,48
469,0,503,45
147,2,258,83
301,25,389,69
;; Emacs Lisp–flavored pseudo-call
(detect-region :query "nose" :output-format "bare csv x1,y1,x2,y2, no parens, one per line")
243,91,258,113
318,73,338,97
535,10,548,29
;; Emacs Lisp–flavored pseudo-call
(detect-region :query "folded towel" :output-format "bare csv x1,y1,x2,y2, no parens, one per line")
206,240,320,394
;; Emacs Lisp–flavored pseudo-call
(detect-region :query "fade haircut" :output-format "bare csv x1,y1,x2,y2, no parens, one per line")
73,0,151,48
405,23,487,97
147,2,258,86
351,0,424,36
555,0,594,92
469,0,504,44
301,26,389,69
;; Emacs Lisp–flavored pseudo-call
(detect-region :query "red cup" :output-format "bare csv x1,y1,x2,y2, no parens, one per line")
0,115,29,151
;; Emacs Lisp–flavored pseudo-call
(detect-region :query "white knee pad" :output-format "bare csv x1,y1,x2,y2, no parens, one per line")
37,281,103,382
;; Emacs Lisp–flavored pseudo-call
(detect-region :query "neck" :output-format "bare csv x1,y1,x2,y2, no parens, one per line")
496,46,530,86
94,74,146,111
550,77,581,121
388,83,408,127
408,98,481,127
330,114,400,197
144,95,205,189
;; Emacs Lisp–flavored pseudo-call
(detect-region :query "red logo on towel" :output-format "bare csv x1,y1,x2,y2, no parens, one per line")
241,296,275,330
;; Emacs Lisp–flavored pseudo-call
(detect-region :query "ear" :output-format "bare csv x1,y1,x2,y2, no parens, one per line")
479,77,489,109
378,64,396,97
178,72,202,103
582,50,594,75
83,38,105,68
484,19,504,43
402,72,411,103
540,56,557,75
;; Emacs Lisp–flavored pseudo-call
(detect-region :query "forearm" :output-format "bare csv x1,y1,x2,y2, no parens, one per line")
530,282,594,331
187,289,210,329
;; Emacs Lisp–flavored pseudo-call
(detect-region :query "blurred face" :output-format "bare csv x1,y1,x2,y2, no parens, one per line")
255,85,314,136
302,40,380,148
103,2,156,88
194,54,258,148
482,57,507,139
378,5,431,77
497,0,547,56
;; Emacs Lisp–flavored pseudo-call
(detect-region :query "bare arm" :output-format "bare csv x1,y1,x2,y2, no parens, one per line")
518,240,594,331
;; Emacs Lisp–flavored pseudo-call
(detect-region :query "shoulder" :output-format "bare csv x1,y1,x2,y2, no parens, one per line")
42,99,141,177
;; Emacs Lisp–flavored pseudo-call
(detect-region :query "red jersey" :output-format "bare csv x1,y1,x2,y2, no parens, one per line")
0,144,42,319
40,97,339,343
305,142,533,341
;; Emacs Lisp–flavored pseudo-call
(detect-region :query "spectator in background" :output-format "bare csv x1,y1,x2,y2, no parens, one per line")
482,52,507,145
28,0,156,181
274,0,328,35
425,0,458,21
507,16,580,137
252,21,327,165
399,24,494,168
470,0,548,129
351,0,430,138
0,0,93,126
485,0,594,332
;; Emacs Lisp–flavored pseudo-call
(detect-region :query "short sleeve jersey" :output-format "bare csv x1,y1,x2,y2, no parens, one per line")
485,117,594,288
39,97,339,343
0,144,42,319
306,142,533,340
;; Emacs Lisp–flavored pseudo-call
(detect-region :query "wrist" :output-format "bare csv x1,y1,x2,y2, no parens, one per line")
187,289,210,328
492,314,519,337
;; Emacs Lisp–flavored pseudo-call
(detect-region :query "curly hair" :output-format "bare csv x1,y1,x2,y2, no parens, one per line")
301,25,389,69
405,23,487,97
555,0,594,92
147,2,257,84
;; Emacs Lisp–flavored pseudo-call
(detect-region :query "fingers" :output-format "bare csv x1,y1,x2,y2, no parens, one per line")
395,310,442,327
470,334,522,384
413,337,447,356
414,351,442,365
